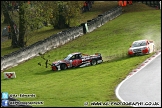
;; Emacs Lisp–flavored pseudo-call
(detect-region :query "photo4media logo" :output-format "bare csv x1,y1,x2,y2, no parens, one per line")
2,92,9,99
2,100,9,107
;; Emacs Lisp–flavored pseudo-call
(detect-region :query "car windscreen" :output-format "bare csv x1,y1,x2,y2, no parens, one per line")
64,54,73,60
132,41,146,47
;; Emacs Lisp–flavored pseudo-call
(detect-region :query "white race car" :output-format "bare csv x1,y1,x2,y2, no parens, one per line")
128,39,155,56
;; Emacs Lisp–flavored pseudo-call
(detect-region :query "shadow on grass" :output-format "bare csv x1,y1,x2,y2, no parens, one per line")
34,66,87,75
35,28,56,34
1,47,19,56
1,78,16,81
1,46,19,51
34,70,57,75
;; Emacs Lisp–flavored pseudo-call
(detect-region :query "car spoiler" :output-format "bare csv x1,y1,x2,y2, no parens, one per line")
83,53,102,56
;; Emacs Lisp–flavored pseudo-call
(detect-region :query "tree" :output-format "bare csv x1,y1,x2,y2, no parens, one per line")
18,1,26,47
65,1,83,27
1,1,45,48
2,1,84,48
2,1,18,48
1,1,11,24
50,1,83,29
15,1,46,47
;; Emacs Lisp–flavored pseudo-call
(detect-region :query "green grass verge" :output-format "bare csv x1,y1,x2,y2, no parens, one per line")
1,54,155,107
1,2,161,107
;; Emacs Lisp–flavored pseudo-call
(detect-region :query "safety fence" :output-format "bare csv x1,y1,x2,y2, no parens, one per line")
1,6,122,71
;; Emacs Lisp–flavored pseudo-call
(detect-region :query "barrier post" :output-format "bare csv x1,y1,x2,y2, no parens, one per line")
160,1,161,9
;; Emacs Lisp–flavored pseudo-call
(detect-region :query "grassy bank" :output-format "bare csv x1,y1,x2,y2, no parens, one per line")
1,2,161,107
1,1,118,56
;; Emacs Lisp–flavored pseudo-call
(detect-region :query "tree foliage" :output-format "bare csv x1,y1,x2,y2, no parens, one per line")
49,1,83,28
1,1,84,48
2,1,18,48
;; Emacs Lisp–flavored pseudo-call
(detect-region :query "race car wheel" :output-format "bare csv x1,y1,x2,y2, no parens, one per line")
91,59,97,65
60,64,67,70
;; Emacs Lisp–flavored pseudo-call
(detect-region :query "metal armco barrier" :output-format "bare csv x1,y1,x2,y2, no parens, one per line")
1,6,122,71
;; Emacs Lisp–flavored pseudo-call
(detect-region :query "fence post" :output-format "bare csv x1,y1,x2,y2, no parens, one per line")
80,23,87,34
160,1,161,9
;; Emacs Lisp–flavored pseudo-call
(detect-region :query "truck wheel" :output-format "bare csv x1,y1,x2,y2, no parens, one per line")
91,59,97,65
60,64,67,70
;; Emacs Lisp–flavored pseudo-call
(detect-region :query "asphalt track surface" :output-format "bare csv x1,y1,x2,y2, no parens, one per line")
116,51,161,107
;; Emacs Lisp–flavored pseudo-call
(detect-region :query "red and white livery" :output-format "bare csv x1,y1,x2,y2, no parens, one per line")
51,52,103,71
128,39,155,56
